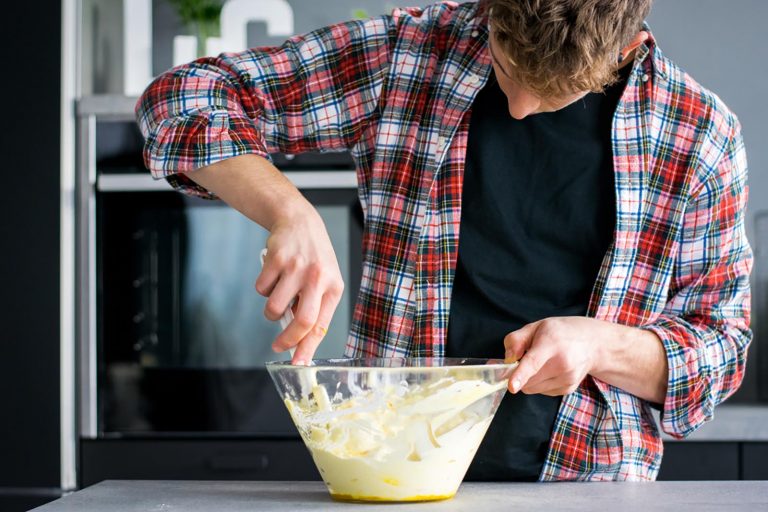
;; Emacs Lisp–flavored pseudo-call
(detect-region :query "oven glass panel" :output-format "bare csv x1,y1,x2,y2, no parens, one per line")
98,191,361,435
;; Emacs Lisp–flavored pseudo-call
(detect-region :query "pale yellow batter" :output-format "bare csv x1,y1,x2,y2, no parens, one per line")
283,374,509,501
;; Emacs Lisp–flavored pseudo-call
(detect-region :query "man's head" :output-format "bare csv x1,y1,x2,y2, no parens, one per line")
484,0,654,119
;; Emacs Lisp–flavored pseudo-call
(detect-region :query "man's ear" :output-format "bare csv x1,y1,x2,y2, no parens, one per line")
619,31,650,62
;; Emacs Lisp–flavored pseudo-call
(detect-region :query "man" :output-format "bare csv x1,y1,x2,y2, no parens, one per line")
136,0,752,481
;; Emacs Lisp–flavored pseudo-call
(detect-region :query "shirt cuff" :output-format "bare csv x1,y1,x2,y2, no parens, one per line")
641,315,714,439
144,111,271,198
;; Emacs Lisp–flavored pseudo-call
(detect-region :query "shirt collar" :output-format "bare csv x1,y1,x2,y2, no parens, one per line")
632,23,669,82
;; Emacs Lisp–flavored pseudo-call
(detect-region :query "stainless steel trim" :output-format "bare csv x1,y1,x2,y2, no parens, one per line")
98,174,173,192
285,170,357,189
60,0,79,492
97,170,358,192
77,113,98,440
77,94,139,119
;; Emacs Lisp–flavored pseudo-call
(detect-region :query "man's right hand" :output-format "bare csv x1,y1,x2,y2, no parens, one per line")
186,154,345,364
256,206,344,364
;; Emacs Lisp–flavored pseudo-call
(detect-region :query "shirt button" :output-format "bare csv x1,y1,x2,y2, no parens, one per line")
641,73,650,82
437,136,447,150
469,74,480,84
471,30,479,37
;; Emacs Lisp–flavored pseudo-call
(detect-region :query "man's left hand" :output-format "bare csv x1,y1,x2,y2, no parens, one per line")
503,316,668,402
503,317,604,396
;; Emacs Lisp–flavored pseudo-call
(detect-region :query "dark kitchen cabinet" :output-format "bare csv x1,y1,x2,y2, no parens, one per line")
80,439,320,487
658,442,740,481
0,1,63,511
659,441,768,481
741,443,768,480
80,439,760,484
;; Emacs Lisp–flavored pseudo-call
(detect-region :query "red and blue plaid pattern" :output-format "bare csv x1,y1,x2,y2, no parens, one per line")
136,2,752,481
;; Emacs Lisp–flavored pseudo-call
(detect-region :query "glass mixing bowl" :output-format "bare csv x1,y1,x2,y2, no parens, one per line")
266,357,517,502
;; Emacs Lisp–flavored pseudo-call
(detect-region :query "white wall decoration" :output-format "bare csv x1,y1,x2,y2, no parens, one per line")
172,35,198,67
123,0,153,95
207,0,295,55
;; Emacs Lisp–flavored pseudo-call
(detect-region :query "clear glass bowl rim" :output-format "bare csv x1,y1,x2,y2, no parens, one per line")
265,357,516,371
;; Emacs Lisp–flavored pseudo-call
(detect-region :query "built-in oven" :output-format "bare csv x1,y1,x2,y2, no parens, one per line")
76,97,362,485
756,211,768,401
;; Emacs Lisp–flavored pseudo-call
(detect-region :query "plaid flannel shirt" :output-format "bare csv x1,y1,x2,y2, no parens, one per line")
136,1,752,481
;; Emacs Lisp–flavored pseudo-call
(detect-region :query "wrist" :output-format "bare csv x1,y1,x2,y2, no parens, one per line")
268,196,320,232
589,321,669,403
588,321,618,377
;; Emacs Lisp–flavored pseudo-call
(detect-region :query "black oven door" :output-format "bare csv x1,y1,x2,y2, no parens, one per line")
96,185,362,437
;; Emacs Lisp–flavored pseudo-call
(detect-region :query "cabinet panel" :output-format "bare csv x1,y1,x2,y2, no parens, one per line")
0,495,59,512
0,1,62,490
81,439,320,487
658,442,739,480
741,442,768,480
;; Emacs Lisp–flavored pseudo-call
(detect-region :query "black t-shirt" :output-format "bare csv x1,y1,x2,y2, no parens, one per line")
446,65,631,481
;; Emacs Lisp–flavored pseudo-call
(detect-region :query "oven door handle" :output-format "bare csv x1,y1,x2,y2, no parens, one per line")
97,171,357,192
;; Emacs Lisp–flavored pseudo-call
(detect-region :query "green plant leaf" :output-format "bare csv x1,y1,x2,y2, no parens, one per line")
165,0,223,26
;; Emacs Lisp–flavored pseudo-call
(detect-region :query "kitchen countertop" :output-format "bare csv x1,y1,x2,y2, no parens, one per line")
658,404,768,441
33,480,768,511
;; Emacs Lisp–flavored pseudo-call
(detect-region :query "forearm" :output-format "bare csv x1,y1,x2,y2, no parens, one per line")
187,154,314,230
590,323,668,404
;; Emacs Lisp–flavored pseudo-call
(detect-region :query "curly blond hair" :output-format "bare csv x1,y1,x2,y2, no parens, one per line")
483,0,653,97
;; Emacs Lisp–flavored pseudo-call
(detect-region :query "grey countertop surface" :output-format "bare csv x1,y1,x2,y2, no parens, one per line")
33,480,768,511
659,404,768,441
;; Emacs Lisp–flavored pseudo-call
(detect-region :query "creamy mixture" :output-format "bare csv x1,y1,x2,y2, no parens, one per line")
283,373,508,501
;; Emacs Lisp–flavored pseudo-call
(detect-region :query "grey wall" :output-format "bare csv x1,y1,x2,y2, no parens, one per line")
647,1,767,401
152,0,434,75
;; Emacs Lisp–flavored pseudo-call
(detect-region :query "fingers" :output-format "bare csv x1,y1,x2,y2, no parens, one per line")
255,222,344,362
291,290,342,365
260,249,344,361
519,374,585,396
507,344,553,393
290,324,327,366
255,252,281,298
263,268,303,324
270,279,322,354
507,344,585,397
503,321,541,361
504,317,593,397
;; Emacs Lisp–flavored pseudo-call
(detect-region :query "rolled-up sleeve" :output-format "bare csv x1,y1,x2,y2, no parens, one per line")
642,120,752,439
135,14,397,198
